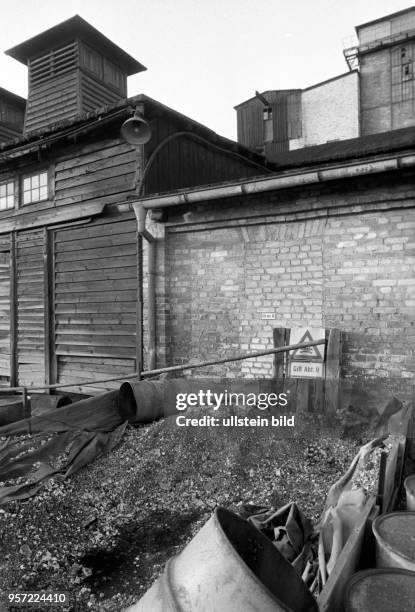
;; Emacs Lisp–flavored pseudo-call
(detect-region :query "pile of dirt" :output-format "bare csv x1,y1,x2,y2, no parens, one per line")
0,406,359,611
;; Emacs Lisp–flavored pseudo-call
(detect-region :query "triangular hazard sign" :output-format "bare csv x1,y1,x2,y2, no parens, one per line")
291,330,323,361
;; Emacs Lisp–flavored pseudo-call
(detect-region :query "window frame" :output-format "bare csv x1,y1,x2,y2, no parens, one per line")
0,178,17,211
0,165,53,215
21,169,50,206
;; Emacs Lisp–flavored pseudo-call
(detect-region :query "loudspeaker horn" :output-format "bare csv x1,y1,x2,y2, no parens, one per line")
121,109,152,145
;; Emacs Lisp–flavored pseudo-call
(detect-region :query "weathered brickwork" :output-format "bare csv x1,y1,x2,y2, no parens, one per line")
156,172,415,400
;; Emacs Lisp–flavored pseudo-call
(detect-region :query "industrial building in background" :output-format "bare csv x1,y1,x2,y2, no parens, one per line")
236,6,415,157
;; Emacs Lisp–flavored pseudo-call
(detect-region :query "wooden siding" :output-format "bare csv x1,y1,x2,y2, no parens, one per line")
0,250,11,383
144,116,264,195
236,98,264,150
15,229,46,387
24,71,79,133
236,90,302,155
80,72,124,113
0,123,22,144
54,139,137,207
53,215,137,393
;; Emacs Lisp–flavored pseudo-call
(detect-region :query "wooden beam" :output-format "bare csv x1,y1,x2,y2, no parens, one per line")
0,202,106,234
9,232,17,387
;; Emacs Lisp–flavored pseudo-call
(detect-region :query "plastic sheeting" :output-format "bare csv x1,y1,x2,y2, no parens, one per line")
0,389,133,504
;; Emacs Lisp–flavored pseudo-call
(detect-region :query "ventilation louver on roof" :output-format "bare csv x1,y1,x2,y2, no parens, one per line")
29,42,78,86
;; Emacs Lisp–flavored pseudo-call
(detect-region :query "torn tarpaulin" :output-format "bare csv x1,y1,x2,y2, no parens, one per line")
0,424,128,504
0,389,133,504
247,502,315,575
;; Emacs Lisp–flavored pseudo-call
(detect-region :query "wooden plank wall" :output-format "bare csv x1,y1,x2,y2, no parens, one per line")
25,72,79,133
54,139,137,208
80,73,123,113
236,98,264,150
53,215,137,394
15,229,46,387
144,116,264,195
0,248,11,384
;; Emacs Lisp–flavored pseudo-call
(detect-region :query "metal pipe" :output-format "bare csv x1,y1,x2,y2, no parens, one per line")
138,338,326,378
136,154,415,210
147,239,157,370
3,339,325,392
133,203,157,372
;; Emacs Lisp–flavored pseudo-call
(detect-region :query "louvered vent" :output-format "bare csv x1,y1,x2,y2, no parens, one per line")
29,42,78,86
6,16,146,133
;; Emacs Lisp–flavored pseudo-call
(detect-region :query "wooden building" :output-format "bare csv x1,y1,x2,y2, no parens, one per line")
0,16,269,394
0,88,25,144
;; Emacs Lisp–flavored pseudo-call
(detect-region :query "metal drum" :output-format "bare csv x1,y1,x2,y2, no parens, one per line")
344,568,415,612
404,475,415,511
372,512,415,571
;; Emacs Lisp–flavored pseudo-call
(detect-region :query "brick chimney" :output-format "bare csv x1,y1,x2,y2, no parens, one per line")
5,15,146,134
0,87,25,144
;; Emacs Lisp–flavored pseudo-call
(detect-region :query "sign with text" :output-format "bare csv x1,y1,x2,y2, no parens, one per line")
289,361,324,378
289,327,325,379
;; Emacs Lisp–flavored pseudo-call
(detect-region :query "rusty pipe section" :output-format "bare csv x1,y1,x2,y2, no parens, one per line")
128,507,318,611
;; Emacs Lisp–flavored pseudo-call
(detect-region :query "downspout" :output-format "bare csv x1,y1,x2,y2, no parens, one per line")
135,203,157,372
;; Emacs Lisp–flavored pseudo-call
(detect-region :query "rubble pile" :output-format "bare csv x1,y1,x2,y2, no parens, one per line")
0,407,358,611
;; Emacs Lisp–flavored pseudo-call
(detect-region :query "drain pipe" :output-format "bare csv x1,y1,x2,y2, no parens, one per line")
135,204,157,372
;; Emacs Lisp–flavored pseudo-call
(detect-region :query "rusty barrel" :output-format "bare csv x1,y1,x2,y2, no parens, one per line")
128,507,318,612
344,568,415,612
119,379,216,423
372,512,415,571
404,475,415,511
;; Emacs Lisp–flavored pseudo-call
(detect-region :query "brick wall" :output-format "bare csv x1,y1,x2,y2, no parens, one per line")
156,172,415,402
299,72,359,147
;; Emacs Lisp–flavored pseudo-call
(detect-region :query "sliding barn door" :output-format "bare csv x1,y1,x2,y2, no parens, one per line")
15,229,46,387
0,247,11,385
53,215,138,394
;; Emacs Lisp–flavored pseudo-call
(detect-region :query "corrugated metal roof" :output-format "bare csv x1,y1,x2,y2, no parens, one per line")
268,126,415,169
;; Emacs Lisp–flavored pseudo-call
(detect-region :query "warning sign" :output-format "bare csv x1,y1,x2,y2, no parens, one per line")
290,328,325,362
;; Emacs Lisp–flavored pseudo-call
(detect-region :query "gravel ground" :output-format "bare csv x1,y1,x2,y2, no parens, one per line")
0,406,359,611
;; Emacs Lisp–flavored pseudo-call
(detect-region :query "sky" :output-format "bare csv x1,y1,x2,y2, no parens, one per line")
0,0,413,140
